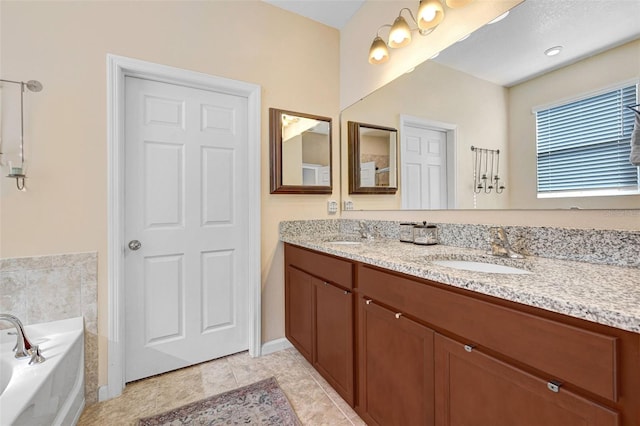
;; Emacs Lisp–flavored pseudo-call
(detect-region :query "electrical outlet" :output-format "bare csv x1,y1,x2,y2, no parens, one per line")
327,200,338,214
343,200,354,211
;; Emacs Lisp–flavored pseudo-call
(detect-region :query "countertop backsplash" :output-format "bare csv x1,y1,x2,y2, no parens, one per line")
280,219,639,268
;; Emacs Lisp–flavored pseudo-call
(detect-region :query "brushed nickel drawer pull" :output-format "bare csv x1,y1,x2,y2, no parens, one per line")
547,381,562,393
395,312,403,319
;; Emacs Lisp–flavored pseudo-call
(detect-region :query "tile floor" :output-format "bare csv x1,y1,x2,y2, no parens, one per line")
78,347,366,425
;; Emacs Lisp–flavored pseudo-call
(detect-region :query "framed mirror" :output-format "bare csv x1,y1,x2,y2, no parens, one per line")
348,121,398,194
270,108,332,194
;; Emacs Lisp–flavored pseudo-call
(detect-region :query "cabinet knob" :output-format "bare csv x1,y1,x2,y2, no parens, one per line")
344,290,350,295
365,299,372,305
464,344,475,353
395,312,403,319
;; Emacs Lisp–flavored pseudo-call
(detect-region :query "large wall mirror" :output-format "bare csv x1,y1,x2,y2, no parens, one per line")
340,0,640,210
270,108,332,194
348,121,398,194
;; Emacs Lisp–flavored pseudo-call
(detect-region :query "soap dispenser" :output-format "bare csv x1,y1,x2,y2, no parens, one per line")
413,222,438,245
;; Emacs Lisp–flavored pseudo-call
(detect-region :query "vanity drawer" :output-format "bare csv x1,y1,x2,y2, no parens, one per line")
358,265,618,401
285,244,354,289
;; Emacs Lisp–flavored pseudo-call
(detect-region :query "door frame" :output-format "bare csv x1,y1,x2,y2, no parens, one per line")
105,54,261,400
399,114,457,209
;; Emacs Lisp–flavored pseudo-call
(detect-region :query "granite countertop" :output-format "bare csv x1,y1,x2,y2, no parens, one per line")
281,234,640,334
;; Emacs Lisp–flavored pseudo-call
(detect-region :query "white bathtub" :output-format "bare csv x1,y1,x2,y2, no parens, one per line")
0,317,85,426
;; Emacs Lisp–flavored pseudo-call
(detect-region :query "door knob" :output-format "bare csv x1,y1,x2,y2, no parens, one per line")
128,240,142,251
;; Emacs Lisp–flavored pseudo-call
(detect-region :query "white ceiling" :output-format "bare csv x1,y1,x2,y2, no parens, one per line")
433,0,640,87
262,0,365,29
263,0,640,87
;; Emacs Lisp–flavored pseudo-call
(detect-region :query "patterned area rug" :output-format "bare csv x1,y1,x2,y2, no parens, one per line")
138,377,301,425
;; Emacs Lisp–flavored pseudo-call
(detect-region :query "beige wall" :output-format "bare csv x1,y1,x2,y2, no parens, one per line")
341,60,510,211
508,39,640,209
0,0,340,387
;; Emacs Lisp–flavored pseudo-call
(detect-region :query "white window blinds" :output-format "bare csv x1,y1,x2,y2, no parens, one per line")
536,84,638,195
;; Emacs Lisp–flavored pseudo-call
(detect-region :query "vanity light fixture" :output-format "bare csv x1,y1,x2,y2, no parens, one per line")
0,78,43,191
416,0,445,32
369,34,391,64
389,10,413,48
368,0,475,65
544,46,563,56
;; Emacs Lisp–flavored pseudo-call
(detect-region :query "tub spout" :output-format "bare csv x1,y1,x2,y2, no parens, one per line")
0,313,34,358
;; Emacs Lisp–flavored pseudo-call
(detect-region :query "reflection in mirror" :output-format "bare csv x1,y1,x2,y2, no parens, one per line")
340,0,640,210
348,121,398,194
270,108,332,194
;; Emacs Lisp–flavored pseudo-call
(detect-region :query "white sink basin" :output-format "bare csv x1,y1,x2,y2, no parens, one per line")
328,241,362,246
431,260,530,275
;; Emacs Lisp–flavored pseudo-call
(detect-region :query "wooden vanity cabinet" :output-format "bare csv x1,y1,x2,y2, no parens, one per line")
284,245,640,425
435,334,619,426
358,297,435,426
357,263,640,426
284,244,354,405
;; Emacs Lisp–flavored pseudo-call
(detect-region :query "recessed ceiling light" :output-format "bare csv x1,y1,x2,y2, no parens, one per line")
430,52,440,59
488,11,509,25
457,34,470,42
544,46,563,57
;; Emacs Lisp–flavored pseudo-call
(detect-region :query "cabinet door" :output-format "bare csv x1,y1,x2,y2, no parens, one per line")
358,297,435,426
315,281,354,405
285,266,314,362
434,334,619,426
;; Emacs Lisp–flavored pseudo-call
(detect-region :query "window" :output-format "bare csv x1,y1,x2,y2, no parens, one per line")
535,84,639,198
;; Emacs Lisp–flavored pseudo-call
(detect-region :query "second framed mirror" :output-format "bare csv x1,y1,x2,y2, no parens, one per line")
348,121,398,194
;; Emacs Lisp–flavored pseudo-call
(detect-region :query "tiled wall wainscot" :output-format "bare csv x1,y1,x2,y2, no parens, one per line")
0,252,99,405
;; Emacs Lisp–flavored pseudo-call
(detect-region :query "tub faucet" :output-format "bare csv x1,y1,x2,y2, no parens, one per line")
488,227,524,259
0,313,34,358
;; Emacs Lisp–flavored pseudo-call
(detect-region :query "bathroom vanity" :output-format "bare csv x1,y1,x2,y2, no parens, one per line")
282,226,640,426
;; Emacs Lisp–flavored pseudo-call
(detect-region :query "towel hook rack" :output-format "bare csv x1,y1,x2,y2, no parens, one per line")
471,146,505,194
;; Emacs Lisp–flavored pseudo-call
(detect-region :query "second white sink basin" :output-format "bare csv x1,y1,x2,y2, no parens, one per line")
431,260,530,275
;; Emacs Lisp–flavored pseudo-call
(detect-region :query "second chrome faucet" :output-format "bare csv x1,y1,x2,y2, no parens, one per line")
488,227,524,259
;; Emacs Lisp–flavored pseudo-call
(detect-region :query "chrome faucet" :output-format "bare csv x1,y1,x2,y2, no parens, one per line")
488,227,524,259
0,313,34,358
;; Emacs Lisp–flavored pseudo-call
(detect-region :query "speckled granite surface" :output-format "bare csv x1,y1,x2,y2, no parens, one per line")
280,220,640,334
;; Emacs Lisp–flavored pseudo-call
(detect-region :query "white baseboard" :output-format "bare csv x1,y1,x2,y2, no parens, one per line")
261,338,293,356
97,385,110,402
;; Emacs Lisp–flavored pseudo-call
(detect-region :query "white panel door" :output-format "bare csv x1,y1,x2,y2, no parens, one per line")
124,76,249,382
401,126,448,209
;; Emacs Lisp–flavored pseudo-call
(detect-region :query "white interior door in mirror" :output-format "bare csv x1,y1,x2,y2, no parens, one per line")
402,127,448,209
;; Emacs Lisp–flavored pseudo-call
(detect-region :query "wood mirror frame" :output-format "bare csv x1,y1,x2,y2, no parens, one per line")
269,108,332,194
348,121,398,194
